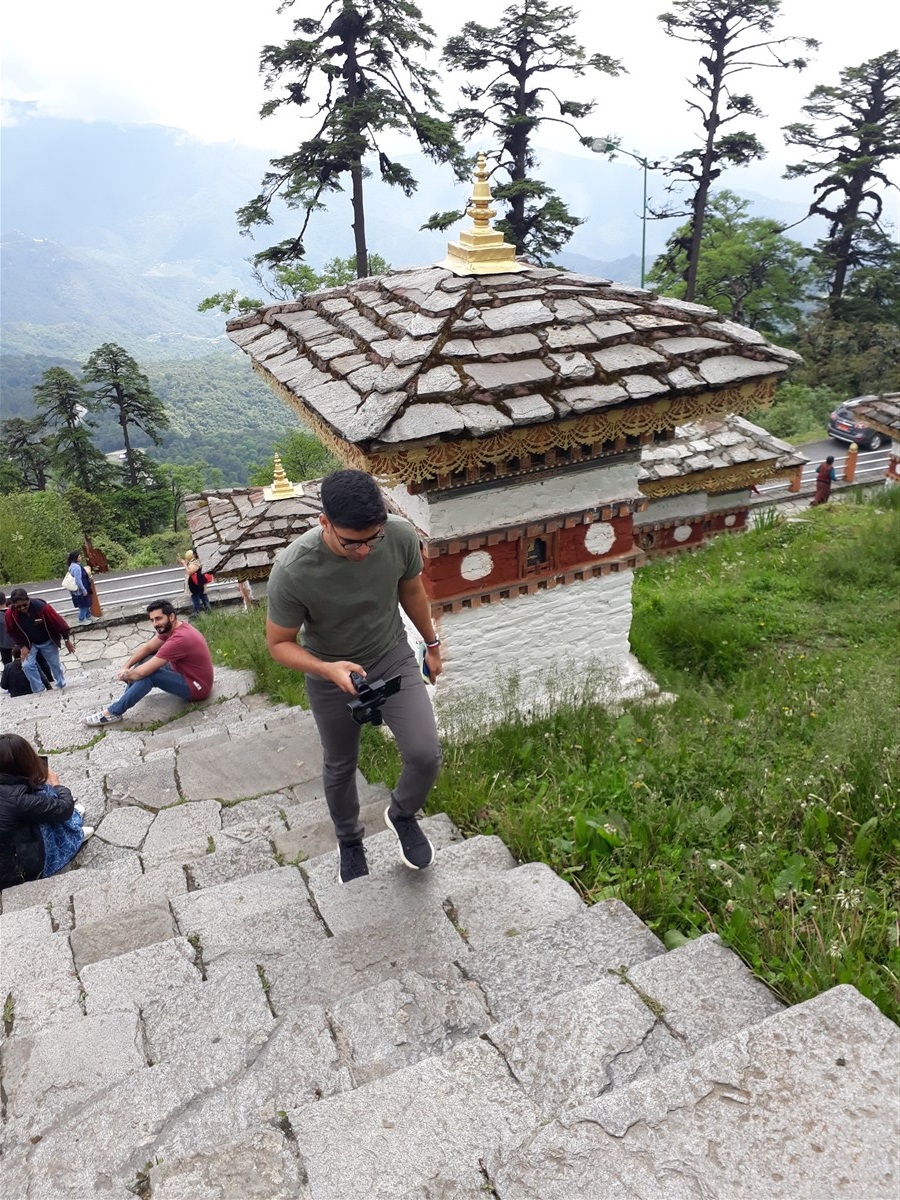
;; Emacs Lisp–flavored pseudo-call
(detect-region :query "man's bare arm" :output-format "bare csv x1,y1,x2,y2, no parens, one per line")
398,575,443,680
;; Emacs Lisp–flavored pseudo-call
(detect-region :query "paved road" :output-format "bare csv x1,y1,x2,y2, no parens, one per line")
756,437,892,499
7,566,248,619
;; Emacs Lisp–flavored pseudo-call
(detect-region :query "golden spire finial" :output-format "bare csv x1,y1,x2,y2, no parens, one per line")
437,151,525,276
263,453,304,501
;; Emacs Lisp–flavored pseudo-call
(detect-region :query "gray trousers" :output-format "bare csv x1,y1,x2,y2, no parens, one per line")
305,639,442,844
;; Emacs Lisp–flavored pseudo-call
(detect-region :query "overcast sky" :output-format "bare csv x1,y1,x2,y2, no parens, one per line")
3,0,898,209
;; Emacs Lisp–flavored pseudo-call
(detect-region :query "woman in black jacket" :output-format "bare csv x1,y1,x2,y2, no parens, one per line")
0,734,94,889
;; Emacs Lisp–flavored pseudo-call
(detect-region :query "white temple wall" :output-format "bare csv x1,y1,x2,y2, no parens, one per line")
387,460,642,539
430,571,658,728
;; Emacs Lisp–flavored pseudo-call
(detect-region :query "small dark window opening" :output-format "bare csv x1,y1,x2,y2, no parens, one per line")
527,537,548,569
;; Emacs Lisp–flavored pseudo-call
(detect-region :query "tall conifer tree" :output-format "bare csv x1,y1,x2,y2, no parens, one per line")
239,0,463,282
657,0,817,301
427,0,622,264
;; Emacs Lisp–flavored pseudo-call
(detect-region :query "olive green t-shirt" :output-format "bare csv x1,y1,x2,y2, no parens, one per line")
266,515,423,668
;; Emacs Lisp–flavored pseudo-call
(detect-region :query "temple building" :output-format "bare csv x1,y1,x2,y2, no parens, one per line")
204,156,802,714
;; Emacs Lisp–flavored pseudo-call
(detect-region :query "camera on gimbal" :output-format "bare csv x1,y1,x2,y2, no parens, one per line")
347,671,401,726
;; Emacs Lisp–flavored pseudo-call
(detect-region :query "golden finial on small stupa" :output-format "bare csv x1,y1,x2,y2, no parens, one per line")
437,152,525,277
263,453,304,500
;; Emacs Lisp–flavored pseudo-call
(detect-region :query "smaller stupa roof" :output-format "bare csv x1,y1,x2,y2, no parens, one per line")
639,415,806,490
846,393,900,440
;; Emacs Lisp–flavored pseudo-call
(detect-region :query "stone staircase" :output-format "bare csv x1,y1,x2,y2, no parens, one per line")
1,662,897,1199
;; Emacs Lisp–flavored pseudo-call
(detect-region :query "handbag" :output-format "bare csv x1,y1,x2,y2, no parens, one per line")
61,571,78,591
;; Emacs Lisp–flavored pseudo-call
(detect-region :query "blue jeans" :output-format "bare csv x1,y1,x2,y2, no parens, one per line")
23,641,65,691
76,594,92,621
107,662,192,716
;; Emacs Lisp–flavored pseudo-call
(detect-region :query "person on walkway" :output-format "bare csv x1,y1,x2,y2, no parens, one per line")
66,550,94,623
85,599,214,726
1,646,53,697
187,565,212,615
0,592,16,666
4,588,75,693
0,733,93,890
266,469,443,885
810,456,836,506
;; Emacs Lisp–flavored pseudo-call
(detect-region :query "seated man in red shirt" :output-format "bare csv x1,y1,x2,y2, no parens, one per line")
85,599,214,726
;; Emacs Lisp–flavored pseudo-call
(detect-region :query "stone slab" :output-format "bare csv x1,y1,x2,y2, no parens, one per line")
140,798,222,866
463,899,665,1019
0,907,82,1035
219,792,293,830
0,853,143,914
105,755,181,810
70,902,177,971
142,959,274,1082
308,831,513,938
73,861,188,926
81,937,201,1014
488,986,900,1200
266,908,469,1013
448,861,585,950
330,964,490,1087
172,867,326,966
627,932,784,1046
272,797,390,865
487,975,686,1118
95,803,156,848
149,1131,307,1200
185,835,280,889
2,1011,146,1139
177,732,322,803
291,1038,541,1200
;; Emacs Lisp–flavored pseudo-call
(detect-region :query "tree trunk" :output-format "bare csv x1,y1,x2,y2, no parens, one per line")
685,37,726,302
351,161,368,278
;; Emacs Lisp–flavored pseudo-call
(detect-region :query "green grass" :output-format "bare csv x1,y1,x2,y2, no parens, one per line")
200,494,900,1021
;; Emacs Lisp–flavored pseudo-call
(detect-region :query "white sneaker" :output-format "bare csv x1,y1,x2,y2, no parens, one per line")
84,710,121,726
81,826,95,841
74,803,86,815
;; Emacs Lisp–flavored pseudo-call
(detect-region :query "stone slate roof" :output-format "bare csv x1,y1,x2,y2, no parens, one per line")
847,393,900,439
185,481,322,581
639,416,806,485
226,265,800,450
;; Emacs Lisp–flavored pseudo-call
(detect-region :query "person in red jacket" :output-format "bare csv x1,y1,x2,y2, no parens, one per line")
810,456,836,506
4,588,75,693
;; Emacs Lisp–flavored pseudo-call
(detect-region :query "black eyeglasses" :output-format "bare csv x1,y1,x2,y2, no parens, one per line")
334,525,386,550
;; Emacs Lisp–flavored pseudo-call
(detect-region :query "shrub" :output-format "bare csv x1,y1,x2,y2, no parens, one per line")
0,491,82,583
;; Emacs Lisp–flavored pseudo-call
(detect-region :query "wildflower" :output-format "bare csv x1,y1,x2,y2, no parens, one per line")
828,939,841,958
738,843,747,852
724,878,733,888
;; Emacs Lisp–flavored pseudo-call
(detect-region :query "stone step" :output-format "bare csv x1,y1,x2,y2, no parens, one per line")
270,982,899,1200
486,984,900,1200
460,898,666,1019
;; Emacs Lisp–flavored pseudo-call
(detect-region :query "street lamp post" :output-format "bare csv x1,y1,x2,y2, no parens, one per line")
591,137,656,288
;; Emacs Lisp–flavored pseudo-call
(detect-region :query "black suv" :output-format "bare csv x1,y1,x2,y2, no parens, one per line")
827,399,892,451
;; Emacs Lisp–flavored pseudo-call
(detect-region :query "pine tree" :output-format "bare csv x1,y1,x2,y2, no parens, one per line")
0,417,52,492
239,0,462,282
32,368,110,492
82,343,169,490
648,190,812,334
657,0,817,301
426,0,622,264
783,51,900,309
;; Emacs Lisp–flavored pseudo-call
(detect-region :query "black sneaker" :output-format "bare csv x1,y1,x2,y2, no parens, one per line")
338,840,369,885
384,806,434,870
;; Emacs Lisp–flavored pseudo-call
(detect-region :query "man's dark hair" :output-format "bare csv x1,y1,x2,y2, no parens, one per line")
0,593,6,606
10,587,28,603
826,456,835,464
320,469,387,530
147,599,176,617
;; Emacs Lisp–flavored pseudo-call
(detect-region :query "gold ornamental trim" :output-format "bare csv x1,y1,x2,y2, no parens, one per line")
256,366,778,487
639,459,798,499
